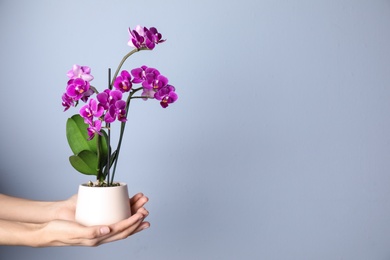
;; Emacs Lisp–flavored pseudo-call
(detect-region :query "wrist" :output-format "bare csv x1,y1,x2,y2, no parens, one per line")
50,197,76,221
25,222,48,247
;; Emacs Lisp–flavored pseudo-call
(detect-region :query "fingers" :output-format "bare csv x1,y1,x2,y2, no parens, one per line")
98,213,149,244
137,207,149,217
130,193,149,214
129,193,144,205
131,220,150,235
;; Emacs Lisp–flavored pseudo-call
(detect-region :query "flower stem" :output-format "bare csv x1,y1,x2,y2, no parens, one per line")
110,88,141,184
96,134,104,182
110,47,149,87
106,68,111,185
131,96,153,99
108,47,149,184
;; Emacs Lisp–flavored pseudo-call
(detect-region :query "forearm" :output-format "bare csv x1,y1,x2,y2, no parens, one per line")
0,219,44,247
0,194,57,223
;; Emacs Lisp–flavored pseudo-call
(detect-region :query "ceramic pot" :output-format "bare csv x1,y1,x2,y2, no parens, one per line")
75,182,131,226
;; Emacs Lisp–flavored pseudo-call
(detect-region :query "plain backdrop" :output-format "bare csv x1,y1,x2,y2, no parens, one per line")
1,0,390,259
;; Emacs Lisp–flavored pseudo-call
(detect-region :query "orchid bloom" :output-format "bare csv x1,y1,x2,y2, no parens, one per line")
66,78,91,101
144,27,165,50
114,70,132,92
97,89,123,110
87,119,103,140
128,25,165,50
127,25,145,49
105,100,127,123
67,65,94,82
62,93,74,111
130,65,148,83
154,85,178,108
80,99,104,124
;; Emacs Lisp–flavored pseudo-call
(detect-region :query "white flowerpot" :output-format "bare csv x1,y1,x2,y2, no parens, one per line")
75,182,131,226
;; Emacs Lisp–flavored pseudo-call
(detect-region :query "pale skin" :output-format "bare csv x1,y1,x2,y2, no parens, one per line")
0,193,150,247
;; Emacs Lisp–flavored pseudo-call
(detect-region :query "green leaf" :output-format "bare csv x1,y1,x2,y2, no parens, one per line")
67,114,95,154
66,114,111,178
66,114,109,159
69,150,99,175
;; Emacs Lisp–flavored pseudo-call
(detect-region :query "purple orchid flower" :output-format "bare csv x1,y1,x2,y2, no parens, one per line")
80,88,94,103
154,85,178,108
114,70,132,92
96,89,123,110
62,93,75,111
127,25,145,49
79,99,104,124
66,78,91,101
141,72,169,92
152,74,169,91
144,27,165,50
95,89,126,123
142,68,160,87
131,66,172,101
67,65,94,82
87,120,102,140
105,100,127,123
140,88,155,100
130,65,148,83
128,26,165,50
133,66,173,91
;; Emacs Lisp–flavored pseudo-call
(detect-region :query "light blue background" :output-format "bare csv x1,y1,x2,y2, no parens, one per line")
1,0,390,259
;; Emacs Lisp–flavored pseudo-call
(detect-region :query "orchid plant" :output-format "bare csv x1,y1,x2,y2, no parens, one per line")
61,25,178,186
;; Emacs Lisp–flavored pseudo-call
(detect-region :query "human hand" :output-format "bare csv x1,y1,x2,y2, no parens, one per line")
36,210,148,247
39,192,150,247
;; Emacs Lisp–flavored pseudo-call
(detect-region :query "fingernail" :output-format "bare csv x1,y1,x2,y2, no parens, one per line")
100,226,110,235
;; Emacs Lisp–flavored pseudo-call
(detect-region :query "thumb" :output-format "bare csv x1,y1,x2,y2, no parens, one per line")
98,226,111,236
